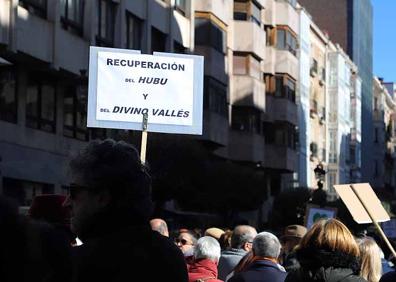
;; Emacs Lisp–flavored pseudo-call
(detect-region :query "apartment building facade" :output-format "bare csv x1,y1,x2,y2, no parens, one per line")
0,0,194,206
326,44,361,200
297,9,328,189
0,0,303,208
372,77,396,192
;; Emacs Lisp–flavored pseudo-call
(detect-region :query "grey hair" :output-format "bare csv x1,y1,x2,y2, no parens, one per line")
253,232,281,259
194,236,221,261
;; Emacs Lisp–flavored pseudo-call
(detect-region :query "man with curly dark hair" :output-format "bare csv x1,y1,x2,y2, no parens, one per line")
64,139,188,282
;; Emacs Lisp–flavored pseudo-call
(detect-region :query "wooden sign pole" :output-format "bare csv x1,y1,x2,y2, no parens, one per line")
350,184,396,258
140,113,148,164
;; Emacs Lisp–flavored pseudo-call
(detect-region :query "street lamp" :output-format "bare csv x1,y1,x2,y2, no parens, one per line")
312,163,327,206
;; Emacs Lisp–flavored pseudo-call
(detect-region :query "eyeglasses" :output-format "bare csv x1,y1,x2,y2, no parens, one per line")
175,238,192,246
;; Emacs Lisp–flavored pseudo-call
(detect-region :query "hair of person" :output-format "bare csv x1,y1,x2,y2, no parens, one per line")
233,251,255,274
253,232,281,259
231,225,257,249
298,219,359,257
69,139,153,221
194,236,221,261
356,237,382,282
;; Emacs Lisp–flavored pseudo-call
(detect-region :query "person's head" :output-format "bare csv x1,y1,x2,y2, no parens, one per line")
204,227,224,241
219,229,233,250
298,219,359,258
175,230,198,257
231,225,257,251
357,237,382,282
64,139,152,239
281,225,307,254
253,232,282,260
194,236,221,263
150,218,169,237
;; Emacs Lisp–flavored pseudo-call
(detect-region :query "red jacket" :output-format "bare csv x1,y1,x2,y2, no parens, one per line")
188,258,223,282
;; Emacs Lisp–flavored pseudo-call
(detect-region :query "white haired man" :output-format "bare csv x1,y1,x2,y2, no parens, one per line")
229,232,286,282
188,236,223,282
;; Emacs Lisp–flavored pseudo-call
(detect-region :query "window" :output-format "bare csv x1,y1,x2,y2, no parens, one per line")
233,53,261,80
26,77,56,133
19,0,47,18
63,85,88,141
234,1,261,26
195,18,226,54
232,106,261,134
204,76,228,117
96,0,116,47
276,27,298,56
60,0,84,35
151,27,167,52
3,178,54,206
264,122,296,148
175,0,186,15
0,67,17,123
274,75,296,102
126,12,142,50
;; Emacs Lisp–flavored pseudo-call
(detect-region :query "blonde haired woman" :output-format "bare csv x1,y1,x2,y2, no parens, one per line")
285,219,366,282
357,237,382,282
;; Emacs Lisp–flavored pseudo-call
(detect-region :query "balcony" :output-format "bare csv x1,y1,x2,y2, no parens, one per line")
232,75,266,111
264,144,297,172
275,0,299,34
194,0,232,26
228,131,265,163
200,110,229,147
265,95,297,125
233,21,266,60
263,0,275,26
275,49,299,80
264,46,276,74
195,46,228,85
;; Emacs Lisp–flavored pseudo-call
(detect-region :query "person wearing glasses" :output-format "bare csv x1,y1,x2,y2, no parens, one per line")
63,139,188,282
175,230,199,269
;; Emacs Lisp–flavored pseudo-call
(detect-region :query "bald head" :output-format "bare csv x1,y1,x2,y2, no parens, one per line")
231,225,257,250
150,218,169,237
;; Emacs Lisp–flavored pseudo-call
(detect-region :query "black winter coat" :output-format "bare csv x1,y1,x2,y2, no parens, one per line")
285,248,367,282
72,212,188,282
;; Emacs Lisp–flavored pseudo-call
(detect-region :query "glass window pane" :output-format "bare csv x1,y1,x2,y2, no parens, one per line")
233,55,248,75
63,91,74,127
41,84,55,122
0,68,17,122
60,0,67,17
26,85,39,117
251,2,261,25
277,29,285,49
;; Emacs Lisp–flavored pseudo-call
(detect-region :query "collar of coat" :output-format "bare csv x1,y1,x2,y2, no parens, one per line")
296,247,361,275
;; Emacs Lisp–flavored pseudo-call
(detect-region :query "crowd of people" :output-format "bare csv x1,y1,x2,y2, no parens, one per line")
1,139,396,282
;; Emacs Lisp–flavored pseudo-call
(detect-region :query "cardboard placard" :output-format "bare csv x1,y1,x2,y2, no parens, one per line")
87,47,204,135
333,183,390,224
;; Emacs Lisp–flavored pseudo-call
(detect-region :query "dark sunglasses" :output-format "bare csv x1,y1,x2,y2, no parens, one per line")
175,238,191,246
68,183,91,199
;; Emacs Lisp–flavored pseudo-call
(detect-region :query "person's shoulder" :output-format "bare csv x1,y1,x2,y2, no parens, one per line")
380,270,396,282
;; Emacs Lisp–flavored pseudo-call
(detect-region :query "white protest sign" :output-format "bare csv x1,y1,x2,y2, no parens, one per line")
87,47,204,135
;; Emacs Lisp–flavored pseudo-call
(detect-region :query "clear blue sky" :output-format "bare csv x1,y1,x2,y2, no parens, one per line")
373,0,396,82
